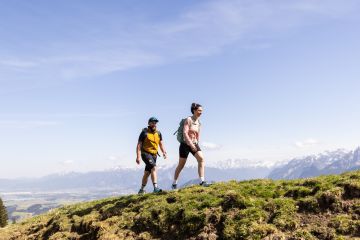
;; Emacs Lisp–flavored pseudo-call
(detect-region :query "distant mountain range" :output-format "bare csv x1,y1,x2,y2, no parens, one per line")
0,165,272,193
268,147,360,179
1,147,359,193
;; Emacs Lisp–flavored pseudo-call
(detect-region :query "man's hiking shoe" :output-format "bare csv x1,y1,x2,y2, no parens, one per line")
153,187,162,193
171,184,177,190
138,189,146,194
199,181,211,187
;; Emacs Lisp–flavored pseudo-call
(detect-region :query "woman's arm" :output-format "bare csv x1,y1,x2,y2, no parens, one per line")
197,125,200,142
183,117,196,150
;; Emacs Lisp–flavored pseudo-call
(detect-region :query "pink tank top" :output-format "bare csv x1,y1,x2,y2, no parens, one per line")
183,116,201,148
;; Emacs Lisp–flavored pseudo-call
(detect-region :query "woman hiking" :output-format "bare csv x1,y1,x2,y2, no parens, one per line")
172,103,209,189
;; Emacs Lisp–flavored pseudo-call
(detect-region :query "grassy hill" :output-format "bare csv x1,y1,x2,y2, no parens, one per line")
0,171,359,240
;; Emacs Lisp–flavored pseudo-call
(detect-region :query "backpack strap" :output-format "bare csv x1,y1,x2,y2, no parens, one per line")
143,127,159,136
189,116,201,127
142,128,148,137
140,128,148,152
141,128,160,155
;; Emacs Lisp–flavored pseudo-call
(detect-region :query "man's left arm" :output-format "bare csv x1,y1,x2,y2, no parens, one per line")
158,132,167,159
159,141,167,159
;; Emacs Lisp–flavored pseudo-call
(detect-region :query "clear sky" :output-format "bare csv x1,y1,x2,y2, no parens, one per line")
1,0,360,178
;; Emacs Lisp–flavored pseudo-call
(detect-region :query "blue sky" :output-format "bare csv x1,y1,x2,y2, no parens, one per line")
1,0,360,178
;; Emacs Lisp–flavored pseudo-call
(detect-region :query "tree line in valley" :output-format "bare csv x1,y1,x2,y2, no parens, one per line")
0,197,8,227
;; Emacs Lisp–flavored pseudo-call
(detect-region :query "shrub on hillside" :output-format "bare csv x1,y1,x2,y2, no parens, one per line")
0,198,8,228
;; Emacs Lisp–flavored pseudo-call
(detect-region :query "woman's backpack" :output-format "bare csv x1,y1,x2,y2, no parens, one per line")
174,118,187,143
174,117,201,143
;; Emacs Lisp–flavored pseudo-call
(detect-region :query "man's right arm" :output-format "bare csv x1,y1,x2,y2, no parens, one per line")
136,131,145,164
136,142,142,164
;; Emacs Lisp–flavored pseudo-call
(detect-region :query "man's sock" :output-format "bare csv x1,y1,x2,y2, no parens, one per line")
173,180,178,185
153,183,158,188
140,184,146,190
200,177,205,183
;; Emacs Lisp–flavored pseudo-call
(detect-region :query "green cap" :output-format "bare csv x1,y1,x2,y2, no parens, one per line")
148,117,159,123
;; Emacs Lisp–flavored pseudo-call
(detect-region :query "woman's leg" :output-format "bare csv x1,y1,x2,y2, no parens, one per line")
174,157,187,182
194,151,205,179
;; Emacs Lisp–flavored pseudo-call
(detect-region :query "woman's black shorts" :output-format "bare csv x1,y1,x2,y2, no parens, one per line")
141,152,157,172
179,142,201,159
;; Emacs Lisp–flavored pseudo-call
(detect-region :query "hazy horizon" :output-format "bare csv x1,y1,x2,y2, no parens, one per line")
1,0,360,178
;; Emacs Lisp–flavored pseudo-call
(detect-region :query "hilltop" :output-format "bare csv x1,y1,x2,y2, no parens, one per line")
0,171,359,240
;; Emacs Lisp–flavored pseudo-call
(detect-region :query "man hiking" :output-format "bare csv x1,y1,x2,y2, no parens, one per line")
136,117,167,194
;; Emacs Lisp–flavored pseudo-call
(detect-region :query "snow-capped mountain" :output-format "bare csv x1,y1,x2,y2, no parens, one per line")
268,147,360,179
210,158,273,169
1,147,359,192
0,164,273,193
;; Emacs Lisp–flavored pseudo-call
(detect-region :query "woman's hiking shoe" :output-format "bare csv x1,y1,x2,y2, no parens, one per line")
199,181,211,187
153,187,163,193
171,184,177,190
138,189,146,194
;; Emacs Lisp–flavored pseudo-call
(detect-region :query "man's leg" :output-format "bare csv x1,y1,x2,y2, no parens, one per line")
142,171,151,186
150,167,157,186
139,171,150,193
150,166,162,192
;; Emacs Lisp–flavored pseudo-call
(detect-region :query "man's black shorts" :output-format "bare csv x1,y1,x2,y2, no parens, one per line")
179,142,201,159
141,152,157,172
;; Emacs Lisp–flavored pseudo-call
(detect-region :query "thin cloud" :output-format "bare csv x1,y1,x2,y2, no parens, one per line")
1,0,359,90
0,121,60,129
295,138,320,148
0,59,39,68
59,160,75,166
0,111,136,119
201,142,222,151
107,155,126,162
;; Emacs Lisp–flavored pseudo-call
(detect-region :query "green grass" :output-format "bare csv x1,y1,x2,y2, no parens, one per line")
0,170,359,240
